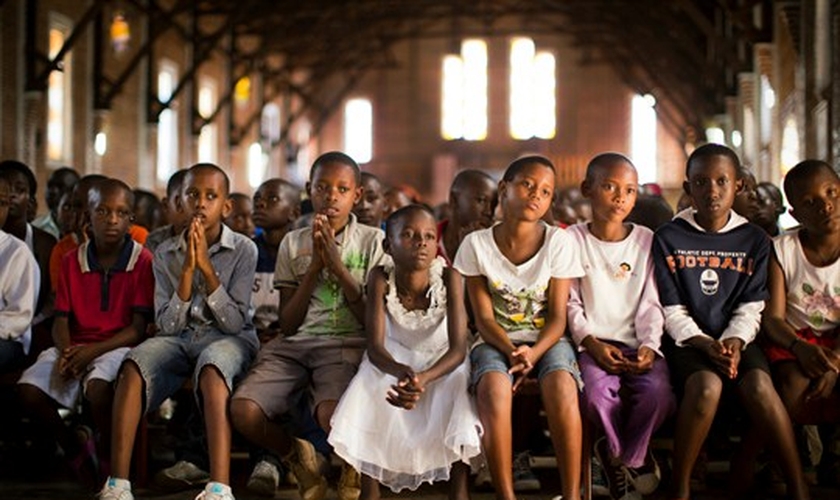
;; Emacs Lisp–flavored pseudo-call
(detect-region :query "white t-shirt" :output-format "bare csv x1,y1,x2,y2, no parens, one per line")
453,223,583,344
774,229,840,334
566,223,664,353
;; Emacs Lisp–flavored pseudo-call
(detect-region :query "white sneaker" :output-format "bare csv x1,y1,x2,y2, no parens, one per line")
98,477,134,500
155,460,211,490
246,460,280,496
195,482,235,500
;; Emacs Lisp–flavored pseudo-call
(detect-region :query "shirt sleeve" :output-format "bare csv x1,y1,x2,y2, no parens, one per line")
132,250,156,317
567,277,594,348
549,228,585,279
635,253,666,355
154,245,190,335
0,247,39,341
452,231,482,277
719,300,764,347
54,250,76,316
206,238,257,335
273,232,297,289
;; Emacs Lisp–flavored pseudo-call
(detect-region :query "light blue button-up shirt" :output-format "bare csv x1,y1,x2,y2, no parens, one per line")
153,224,257,338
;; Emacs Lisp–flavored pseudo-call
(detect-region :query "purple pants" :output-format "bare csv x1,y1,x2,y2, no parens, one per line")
580,346,676,468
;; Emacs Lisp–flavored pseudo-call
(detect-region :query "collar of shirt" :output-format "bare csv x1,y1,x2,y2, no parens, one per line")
78,235,141,273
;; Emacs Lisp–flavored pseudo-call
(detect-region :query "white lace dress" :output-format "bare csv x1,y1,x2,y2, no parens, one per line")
329,257,482,492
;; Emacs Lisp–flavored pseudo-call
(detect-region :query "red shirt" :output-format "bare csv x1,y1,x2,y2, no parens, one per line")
55,236,155,345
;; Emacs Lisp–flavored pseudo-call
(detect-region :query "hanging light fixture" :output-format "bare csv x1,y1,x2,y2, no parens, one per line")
234,76,251,105
110,11,130,53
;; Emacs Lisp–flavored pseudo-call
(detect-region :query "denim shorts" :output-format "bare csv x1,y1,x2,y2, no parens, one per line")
124,328,259,414
469,337,582,391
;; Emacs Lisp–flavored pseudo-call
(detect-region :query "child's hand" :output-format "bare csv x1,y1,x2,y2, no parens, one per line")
60,345,97,379
720,338,743,379
309,217,326,273
699,338,737,379
387,372,423,410
805,371,838,401
191,218,212,275
585,338,627,374
793,342,840,379
184,219,198,272
627,346,655,374
313,214,343,274
509,345,536,392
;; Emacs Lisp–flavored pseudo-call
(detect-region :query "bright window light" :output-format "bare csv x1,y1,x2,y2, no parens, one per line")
731,130,743,148
510,38,556,140
248,142,267,188
631,94,658,184
156,62,179,183
705,127,726,145
47,23,72,162
441,55,465,140
343,98,372,164
197,81,217,164
781,117,800,174
94,132,107,156
440,39,487,141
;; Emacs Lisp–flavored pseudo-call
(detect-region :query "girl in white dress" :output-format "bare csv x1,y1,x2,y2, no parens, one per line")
329,205,482,500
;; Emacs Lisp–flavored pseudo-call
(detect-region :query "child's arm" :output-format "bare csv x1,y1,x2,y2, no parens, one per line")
762,254,840,378
365,267,416,380
520,277,572,375
193,222,257,334
59,312,147,379
313,215,365,321
464,275,517,358
413,268,469,386
628,256,666,374
0,248,38,343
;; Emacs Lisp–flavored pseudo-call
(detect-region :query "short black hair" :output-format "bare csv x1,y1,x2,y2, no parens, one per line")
451,169,495,195
91,178,135,210
502,155,555,182
385,204,436,239
783,159,839,203
686,143,741,178
584,153,635,183
229,192,251,203
187,163,231,195
311,151,361,185
166,169,189,199
757,181,784,214
0,160,37,199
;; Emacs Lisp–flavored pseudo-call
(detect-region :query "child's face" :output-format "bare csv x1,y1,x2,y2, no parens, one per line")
754,184,781,227
183,170,231,232
4,171,32,223
308,162,361,228
254,180,297,230
353,176,385,227
57,191,75,236
383,189,412,217
0,180,10,229
732,174,760,222
789,168,840,234
386,210,438,271
90,189,133,247
500,163,555,221
70,183,98,235
683,155,740,227
46,170,77,213
165,190,190,232
583,161,639,224
225,197,256,237
452,177,497,228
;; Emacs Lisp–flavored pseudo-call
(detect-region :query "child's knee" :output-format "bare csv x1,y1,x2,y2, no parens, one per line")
684,373,722,415
230,397,265,432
